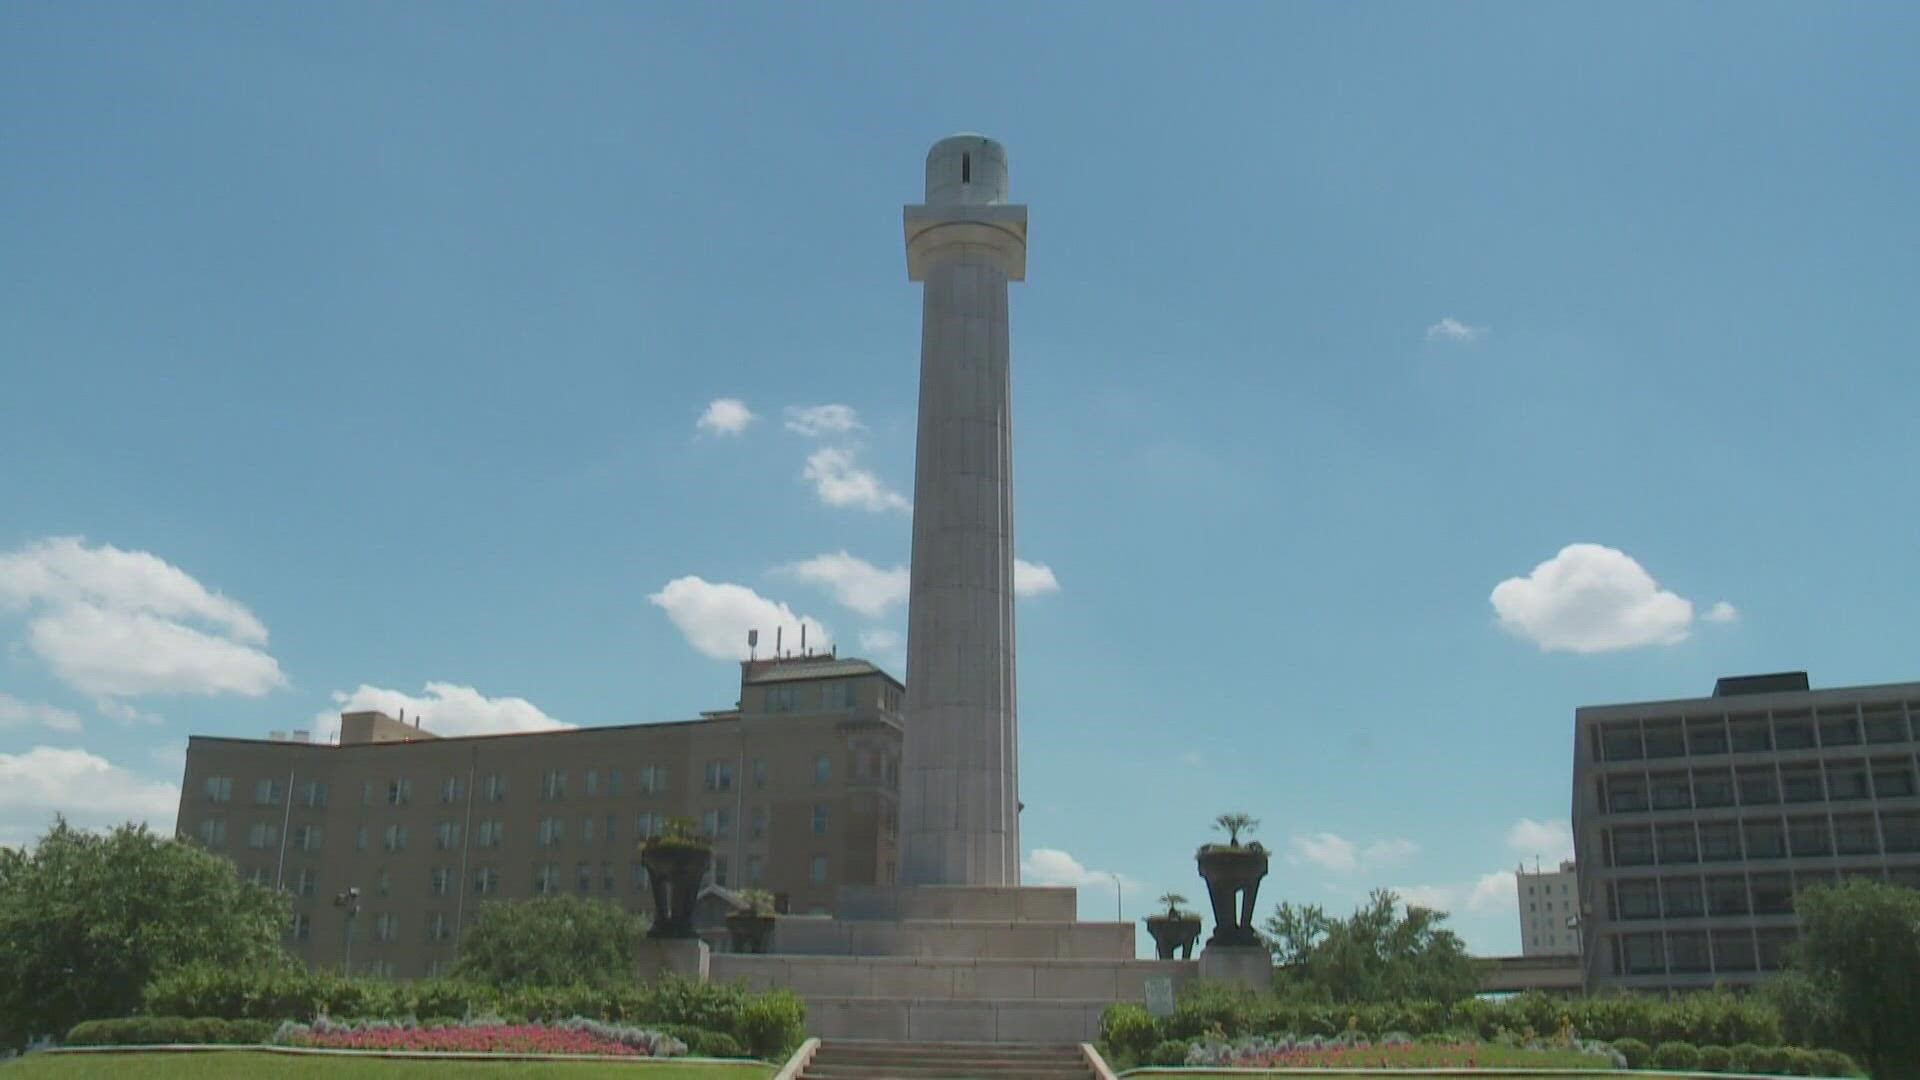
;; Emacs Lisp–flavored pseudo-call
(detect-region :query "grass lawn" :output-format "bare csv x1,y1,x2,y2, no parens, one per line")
0,1050,775,1079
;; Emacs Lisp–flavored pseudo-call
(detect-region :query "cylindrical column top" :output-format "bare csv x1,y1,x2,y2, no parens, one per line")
925,133,1008,206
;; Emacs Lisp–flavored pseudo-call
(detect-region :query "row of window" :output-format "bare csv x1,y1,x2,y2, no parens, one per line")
1603,810,1920,866
1598,756,1918,814
764,679,862,713
1603,867,1920,923
1595,705,1916,763
285,911,450,944
1610,927,1798,975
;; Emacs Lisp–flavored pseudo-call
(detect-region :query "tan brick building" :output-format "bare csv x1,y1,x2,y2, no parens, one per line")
177,654,903,977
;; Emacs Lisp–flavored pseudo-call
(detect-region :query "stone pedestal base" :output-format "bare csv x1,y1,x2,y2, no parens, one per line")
1198,944,1272,991
635,937,709,983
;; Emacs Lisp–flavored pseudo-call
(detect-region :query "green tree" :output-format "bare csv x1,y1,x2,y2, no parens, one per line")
1262,889,1481,1004
453,895,647,989
1765,879,1920,1080
0,819,291,1049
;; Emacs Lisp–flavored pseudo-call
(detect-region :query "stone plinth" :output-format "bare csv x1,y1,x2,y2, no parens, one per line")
835,884,1078,921
634,937,709,983
1198,944,1272,991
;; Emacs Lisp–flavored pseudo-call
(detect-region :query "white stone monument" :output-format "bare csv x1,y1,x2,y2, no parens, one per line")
898,133,1028,887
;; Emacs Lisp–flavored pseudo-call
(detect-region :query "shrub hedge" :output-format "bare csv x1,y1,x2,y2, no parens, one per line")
65,1017,274,1046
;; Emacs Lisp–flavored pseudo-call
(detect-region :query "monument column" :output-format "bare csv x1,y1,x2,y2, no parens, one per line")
898,134,1027,886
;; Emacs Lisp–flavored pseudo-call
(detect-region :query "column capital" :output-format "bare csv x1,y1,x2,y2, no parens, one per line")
903,204,1027,282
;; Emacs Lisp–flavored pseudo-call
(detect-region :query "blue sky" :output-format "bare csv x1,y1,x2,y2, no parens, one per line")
3,3,1916,954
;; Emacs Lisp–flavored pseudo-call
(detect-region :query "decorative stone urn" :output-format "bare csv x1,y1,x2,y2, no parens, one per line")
725,911,776,954
1144,911,1203,960
640,823,712,940
1196,841,1269,947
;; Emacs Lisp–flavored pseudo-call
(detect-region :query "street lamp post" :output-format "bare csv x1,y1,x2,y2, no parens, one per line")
1111,873,1123,923
333,887,361,975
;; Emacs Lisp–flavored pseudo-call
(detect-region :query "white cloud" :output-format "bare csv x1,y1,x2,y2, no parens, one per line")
1705,600,1740,624
0,537,284,701
1390,871,1516,916
0,693,84,734
1425,317,1485,344
1393,884,1457,912
1013,559,1060,597
1022,847,1140,892
1468,871,1516,914
1489,543,1698,653
1290,831,1417,874
317,683,572,741
858,628,901,655
803,447,910,514
0,745,181,845
783,404,863,438
778,552,909,618
650,576,831,661
1507,818,1575,864
696,398,756,436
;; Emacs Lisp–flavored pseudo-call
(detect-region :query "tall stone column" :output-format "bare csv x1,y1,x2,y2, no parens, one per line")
898,134,1027,887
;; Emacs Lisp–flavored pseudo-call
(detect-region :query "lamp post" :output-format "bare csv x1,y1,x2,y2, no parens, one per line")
333,886,361,975
1111,873,1123,923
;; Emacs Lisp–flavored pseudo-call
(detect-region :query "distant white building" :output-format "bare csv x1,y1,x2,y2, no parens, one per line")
1516,859,1581,956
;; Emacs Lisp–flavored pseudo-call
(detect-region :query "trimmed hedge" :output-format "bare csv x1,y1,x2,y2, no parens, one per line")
65,1017,274,1046
1652,1040,1701,1070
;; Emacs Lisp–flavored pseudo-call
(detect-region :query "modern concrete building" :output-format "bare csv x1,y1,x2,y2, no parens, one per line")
1572,672,1920,991
1515,859,1581,958
177,654,904,977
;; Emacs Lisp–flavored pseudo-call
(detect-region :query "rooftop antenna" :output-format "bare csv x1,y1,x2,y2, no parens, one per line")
801,624,808,656
748,628,759,661
775,626,783,658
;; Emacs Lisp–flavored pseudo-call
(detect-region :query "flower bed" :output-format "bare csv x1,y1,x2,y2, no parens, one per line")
273,1016,686,1058
1182,1034,1617,1070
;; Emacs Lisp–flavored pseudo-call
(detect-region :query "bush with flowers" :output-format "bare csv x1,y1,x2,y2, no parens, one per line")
270,1015,686,1057
1177,1031,1618,1070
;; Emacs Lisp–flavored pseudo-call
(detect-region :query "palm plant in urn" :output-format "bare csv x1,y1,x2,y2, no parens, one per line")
639,816,711,939
1196,812,1268,947
725,888,778,954
1144,892,1203,959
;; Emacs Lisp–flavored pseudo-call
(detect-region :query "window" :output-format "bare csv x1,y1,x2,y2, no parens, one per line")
1600,725,1643,761
1774,713,1816,751
1605,775,1648,812
1864,707,1909,744
1729,715,1770,752
197,819,227,847
1834,814,1879,856
374,913,400,943
1609,826,1654,867
703,760,735,793
1757,928,1798,971
376,867,391,896
254,778,282,805
1662,876,1705,918
535,863,561,895
812,804,830,835
1780,764,1823,803
1707,875,1749,916
747,855,764,884
204,776,233,803
636,765,668,794
442,776,466,804
361,781,375,806
608,768,623,797
244,865,271,887
581,817,595,844
1826,760,1870,800
1872,758,1916,798
301,781,329,808
430,867,453,897
1883,812,1920,854
1668,931,1711,974
474,866,499,895
1687,720,1729,756
1712,930,1757,972
434,822,462,850
823,680,858,710
541,770,567,801
632,862,649,892
1737,767,1779,804
1650,773,1691,810
483,773,507,802
1750,873,1794,915
767,685,804,713
382,824,408,852
602,861,615,891
750,806,767,841
288,913,310,942
751,759,768,791
247,822,279,850
604,815,617,845
1743,818,1786,859
386,778,412,806
1694,769,1736,808
1621,934,1663,975
355,825,369,852
292,824,322,852
1787,817,1831,857
961,152,970,183
814,754,831,785
703,808,733,840
585,770,599,797
477,819,503,848
712,855,730,888
1819,711,1862,747
809,855,828,884
576,862,593,894
428,912,453,942
1656,824,1697,863
1615,879,1660,919
538,817,564,847
1643,722,1685,758
634,813,658,839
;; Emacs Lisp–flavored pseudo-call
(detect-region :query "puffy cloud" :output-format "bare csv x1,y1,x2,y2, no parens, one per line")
696,398,756,436
1468,871,1516,914
1013,559,1060,597
1022,847,1140,893
1390,871,1516,916
783,404,863,438
0,745,181,846
1289,832,1418,873
778,552,909,618
858,628,901,655
317,683,571,740
650,576,831,661
1705,601,1740,624
0,693,84,734
803,447,910,514
1425,317,1485,344
0,537,284,701
1489,543,1698,653
1507,818,1575,863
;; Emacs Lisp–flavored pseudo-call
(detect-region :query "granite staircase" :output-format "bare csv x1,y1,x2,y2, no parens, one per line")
798,1039,1096,1080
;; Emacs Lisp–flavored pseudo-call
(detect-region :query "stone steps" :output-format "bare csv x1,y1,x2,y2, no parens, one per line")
712,953,1195,1001
771,916,1134,959
801,1039,1092,1080
800,996,1115,1043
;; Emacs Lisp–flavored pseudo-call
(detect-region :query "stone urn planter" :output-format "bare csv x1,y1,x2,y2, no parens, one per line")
1144,893,1204,960
640,819,712,940
725,889,778,954
1197,813,1269,948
